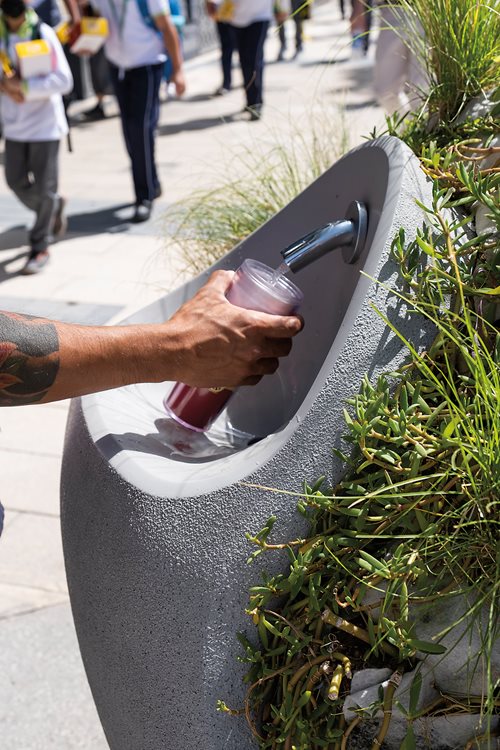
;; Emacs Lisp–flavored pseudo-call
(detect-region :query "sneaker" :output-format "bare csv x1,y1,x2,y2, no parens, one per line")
214,86,231,96
132,200,152,223
52,196,67,239
247,105,262,121
21,250,50,275
80,102,106,121
351,36,365,59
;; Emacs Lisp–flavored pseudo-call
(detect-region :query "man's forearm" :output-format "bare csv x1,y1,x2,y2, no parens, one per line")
0,312,172,406
0,272,302,407
62,0,82,24
0,312,60,405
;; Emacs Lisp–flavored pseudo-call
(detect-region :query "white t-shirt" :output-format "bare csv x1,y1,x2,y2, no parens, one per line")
216,0,273,28
0,22,73,142
92,0,171,69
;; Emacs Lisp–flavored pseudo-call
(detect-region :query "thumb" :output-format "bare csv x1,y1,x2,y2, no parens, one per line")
204,269,236,296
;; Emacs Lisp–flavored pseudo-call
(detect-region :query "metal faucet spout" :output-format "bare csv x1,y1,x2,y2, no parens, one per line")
280,200,368,273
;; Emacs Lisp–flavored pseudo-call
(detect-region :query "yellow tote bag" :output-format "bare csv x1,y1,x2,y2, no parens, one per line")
216,0,234,22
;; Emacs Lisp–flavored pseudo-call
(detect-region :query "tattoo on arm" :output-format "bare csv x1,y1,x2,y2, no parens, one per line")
0,312,60,406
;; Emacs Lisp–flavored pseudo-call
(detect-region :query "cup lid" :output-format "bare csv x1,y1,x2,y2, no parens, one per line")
238,258,304,306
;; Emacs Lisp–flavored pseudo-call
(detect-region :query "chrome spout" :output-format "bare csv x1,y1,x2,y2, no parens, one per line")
280,200,368,272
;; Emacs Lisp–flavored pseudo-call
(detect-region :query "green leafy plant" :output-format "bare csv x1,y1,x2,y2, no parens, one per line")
228,170,499,749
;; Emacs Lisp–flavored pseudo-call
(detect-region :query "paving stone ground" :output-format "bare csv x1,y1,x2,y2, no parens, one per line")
0,5,384,747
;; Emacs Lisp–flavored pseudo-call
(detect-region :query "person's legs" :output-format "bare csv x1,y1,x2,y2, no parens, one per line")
82,48,112,120
128,64,162,204
114,63,163,218
26,141,60,254
234,21,269,112
362,0,374,54
217,21,235,91
4,140,38,212
109,62,133,159
5,139,59,266
291,0,303,53
110,62,163,212
374,5,411,114
350,0,366,56
276,16,287,61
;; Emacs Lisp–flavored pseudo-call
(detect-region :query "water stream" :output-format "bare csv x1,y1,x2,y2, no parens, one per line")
270,261,291,286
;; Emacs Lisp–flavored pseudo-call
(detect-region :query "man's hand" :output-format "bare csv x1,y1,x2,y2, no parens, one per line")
164,271,303,389
1,76,25,103
0,273,302,405
170,68,186,97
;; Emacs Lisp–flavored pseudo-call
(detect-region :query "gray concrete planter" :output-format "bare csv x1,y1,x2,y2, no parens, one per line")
61,136,437,750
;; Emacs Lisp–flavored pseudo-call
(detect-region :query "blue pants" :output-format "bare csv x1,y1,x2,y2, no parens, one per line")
217,21,236,90
109,62,163,203
233,20,269,108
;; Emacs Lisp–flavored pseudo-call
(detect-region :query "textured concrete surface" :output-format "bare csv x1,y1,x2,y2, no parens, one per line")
61,137,436,750
0,3,386,747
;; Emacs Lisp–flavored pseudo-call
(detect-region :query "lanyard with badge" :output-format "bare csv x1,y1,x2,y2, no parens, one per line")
107,0,130,38
107,0,130,78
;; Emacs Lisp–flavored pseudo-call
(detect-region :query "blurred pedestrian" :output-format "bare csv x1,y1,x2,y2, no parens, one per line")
208,0,273,120
0,0,73,274
350,0,372,57
76,0,112,120
28,0,80,28
205,0,235,95
80,46,111,118
374,1,426,114
88,0,186,222
274,0,309,62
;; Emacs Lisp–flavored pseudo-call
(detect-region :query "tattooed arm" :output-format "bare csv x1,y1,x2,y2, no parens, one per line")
0,272,302,407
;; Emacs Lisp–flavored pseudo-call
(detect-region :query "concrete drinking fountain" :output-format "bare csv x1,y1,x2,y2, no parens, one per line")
61,136,436,750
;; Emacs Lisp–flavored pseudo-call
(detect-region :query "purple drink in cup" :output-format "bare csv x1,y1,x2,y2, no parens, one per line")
164,259,304,432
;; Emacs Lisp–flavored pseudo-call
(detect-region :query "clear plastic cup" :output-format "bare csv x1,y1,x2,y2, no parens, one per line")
163,258,303,432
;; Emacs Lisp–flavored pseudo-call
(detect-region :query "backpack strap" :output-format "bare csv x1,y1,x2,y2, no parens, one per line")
135,0,184,35
135,0,158,33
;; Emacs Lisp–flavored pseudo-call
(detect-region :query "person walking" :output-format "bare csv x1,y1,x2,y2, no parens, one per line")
27,0,80,29
88,0,186,222
208,0,272,121
274,0,308,62
0,0,73,274
205,0,235,96
373,0,426,114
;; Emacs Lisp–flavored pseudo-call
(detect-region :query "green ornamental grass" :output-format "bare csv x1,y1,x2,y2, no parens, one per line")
397,0,500,119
